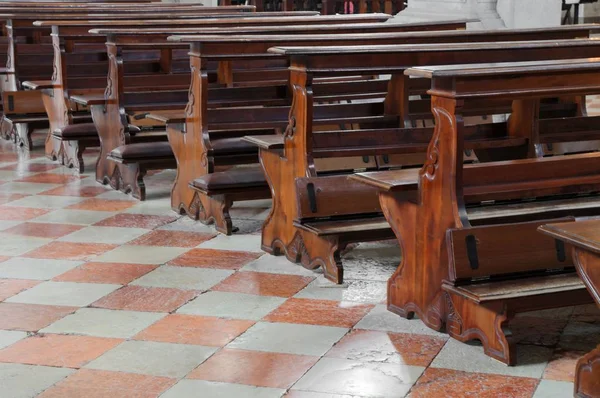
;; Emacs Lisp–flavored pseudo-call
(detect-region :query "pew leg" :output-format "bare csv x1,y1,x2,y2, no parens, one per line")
299,232,345,284
197,193,235,236
62,141,86,173
575,345,600,397
117,163,147,201
45,131,63,162
15,123,33,150
0,118,12,141
445,292,515,365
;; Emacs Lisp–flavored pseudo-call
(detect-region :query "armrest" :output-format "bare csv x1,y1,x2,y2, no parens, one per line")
22,80,55,90
243,135,284,151
145,112,186,124
70,95,106,106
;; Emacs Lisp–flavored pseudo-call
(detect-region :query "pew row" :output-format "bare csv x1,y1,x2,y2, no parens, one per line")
242,39,600,284
69,19,468,203
166,26,599,235
351,58,600,364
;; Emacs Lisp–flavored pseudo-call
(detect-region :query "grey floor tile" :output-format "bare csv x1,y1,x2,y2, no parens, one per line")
228,322,348,356
197,234,263,252
0,233,51,256
130,266,233,291
161,380,285,398
430,339,552,378
532,380,575,398
559,321,600,352
85,340,217,378
295,277,386,304
240,255,319,277
291,357,422,398
0,330,27,349
59,226,149,245
0,258,82,280
177,291,286,320
355,305,446,337
0,363,74,398
41,308,165,338
5,281,120,307
32,209,117,226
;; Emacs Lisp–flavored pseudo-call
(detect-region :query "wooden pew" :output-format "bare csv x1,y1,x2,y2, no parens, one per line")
539,220,600,397
350,58,600,365
0,6,275,144
0,10,326,146
168,26,599,235
20,14,389,166
60,19,464,201
245,38,600,284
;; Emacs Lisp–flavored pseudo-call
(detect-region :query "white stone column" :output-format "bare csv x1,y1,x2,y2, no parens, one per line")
390,0,562,29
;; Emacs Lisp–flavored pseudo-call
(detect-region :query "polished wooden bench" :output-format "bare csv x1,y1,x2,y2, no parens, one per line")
244,38,600,284
351,58,600,365
0,6,266,146
169,26,598,235
72,19,464,205
8,11,325,155
539,220,600,397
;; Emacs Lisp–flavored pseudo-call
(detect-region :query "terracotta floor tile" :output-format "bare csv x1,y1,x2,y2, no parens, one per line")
264,298,373,328
37,369,176,398
0,153,18,162
408,368,539,398
188,348,319,389
92,285,196,312
134,314,254,346
3,222,83,239
23,242,118,261
130,231,216,248
94,214,178,229
41,185,109,198
326,329,447,367
0,334,122,368
0,279,40,301
0,302,77,331
16,173,82,184
212,271,314,298
0,194,28,205
0,256,9,263
543,348,585,382
53,262,157,285
0,163,59,173
0,206,50,221
169,248,261,269
68,199,138,212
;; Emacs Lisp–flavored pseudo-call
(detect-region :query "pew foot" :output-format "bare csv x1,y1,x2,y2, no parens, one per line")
444,291,516,366
0,117,13,142
196,193,235,236
173,192,202,221
100,163,147,201
299,232,345,284
118,163,147,201
575,345,600,398
62,141,86,173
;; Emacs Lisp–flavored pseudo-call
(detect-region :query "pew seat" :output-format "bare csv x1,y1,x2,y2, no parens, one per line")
105,141,176,200
443,272,585,304
188,165,270,234
108,140,173,163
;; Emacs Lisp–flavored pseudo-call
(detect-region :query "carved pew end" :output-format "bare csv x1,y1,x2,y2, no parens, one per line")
443,219,594,365
52,123,100,172
188,165,270,235
106,141,176,201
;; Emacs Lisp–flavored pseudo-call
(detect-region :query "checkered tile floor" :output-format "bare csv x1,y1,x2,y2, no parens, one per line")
0,100,599,397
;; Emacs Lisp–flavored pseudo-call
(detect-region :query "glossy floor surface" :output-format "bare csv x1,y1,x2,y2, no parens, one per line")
1,117,600,397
